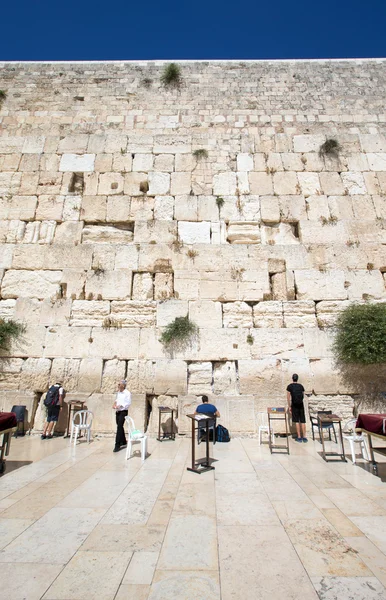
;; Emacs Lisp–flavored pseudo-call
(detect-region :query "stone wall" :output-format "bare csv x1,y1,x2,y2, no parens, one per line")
0,59,385,434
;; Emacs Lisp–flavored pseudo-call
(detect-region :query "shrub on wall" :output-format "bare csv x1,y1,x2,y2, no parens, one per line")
160,63,182,89
0,319,25,352
160,315,197,352
333,302,386,365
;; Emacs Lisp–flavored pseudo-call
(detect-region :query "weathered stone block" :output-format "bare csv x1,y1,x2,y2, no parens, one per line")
187,362,212,394
283,301,317,328
132,153,153,172
249,172,273,195
260,196,280,223
132,273,153,300
213,361,238,395
101,359,126,393
82,225,133,244
253,301,283,328
148,172,170,195
178,221,210,244
59,154,95,172
294,270,347,301
297,172,321,196
189,300,222,328
223,301,253,328
1,270,62,300
134,221,176,244
70,300,110,326
154,273,174,300
227,222,260,244
171,172,191,195
213,172,237,195
20,358,51,392
110,300,156,327
157,300,188,327
77,358,103,393
154,196,174,221
98,173,124,195
315,300,351,328
273,172,298,195
88,328,139,359
154,360,187,394
341,172,367,195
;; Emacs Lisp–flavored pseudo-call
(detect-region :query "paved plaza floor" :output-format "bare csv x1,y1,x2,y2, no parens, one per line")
1,433,386,600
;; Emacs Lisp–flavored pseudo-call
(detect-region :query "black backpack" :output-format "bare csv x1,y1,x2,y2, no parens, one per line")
216,424,230,442
44,385,62,407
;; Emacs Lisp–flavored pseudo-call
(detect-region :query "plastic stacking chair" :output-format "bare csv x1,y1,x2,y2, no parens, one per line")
310,410,338,442
343,418,370,464
70,410,93,446
125,416,147,461
257,411,274,445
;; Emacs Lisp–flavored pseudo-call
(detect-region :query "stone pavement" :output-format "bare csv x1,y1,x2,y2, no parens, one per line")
1,434,386,600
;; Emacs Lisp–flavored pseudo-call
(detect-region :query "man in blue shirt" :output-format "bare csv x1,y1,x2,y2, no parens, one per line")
195,395,220,417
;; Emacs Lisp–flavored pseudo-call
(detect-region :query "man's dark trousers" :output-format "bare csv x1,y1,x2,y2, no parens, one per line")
115,410,128,447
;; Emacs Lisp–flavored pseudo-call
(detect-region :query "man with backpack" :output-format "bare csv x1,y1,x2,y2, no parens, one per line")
41,383,65,439
286,374,307,443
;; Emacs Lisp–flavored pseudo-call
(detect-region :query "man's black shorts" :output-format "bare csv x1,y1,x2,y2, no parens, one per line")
47,405,60,422
291,403,305,423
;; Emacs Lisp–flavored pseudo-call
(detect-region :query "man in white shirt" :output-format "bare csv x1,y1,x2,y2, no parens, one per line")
112,380,131,452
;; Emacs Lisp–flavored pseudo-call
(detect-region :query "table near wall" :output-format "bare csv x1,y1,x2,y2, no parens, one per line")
318,414,347,462
64,401,86,438
356,413,386,474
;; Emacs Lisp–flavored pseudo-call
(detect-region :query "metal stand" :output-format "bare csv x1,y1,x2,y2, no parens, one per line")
268,407,290,454
186,414,215,474
157,406,176,441
318,414,347,462
0,427,17,474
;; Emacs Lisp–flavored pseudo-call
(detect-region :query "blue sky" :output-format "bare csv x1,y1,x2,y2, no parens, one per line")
1,0,385,60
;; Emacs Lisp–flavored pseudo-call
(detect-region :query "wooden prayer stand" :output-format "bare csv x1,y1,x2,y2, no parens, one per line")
268,407,290,454
157,406,176,442
186,414,215,474
318,413,347,462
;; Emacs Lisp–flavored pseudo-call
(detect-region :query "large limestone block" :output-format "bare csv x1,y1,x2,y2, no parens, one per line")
0,136,24,154
157,300,188,327
88,328,139,359
39,299,71,326
247,168,273,194
283,301,317,328
299,220,349,245
345,270,385,300
189,300,222,328
213,361,238,395
106,196,131,222
197,329,252,361
273,172,298,195
115,245,140,271
101,359,126,393
134,221,177,244
1,270,62,300
54,222,83,245
98,173,125,195
85,270,132,300
12,245,92,270
253,301,283,328
238,358,283,396
239,195,261,221
20,358,51,392
0,299,16,319
0,172,21,195
297,172,321,196
174,196,198,221
249,328,305,360
154,196,174,221
81,195,107,223
154,273,174,300
341,172,367,195
271,272,287,300
153,135,190,154
124,172,147,196
14,297,41,325
294,270,347,301
59,154,95,172
199,275,237,302
58,134,89,153
0,245,14,269
293,135,325,153
223,301,253,328
154,360,187,395
359,134,386,153
260,196,280,223
110,301,156,327
237,153,254,171
366,153,386,171
278,195,307,222
228,397,257,433
82,225,133,244
319,172,345,195
44,327,91,359
132,153,153,172
309,359,340,394
138,244,172,272
178,221,211,244
213,172,237,195
36,195,64,221
227,222,260,244
70,300,110,326
132,273,153,300
50,358,81,392
61,270,87,300
63,196,81,221
6,196,37,221
315,300,351,328
187,362,212,394
171,172,191,195
77,358,103,393
238,270,270,301
148,172,170,195
125,360,156,394
303,329,334,359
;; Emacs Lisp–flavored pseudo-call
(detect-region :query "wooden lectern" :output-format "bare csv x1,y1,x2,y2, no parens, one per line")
186,414,215,474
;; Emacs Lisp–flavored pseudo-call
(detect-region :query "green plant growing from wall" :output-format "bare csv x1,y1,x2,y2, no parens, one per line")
216,197,225,211
193,149,208,160
160,63,182,89
141,78,153,89
246,334,254,345
333,302,386,365
0,319,25,351
319,139,341,160
0,90,7,107
160,315,198,352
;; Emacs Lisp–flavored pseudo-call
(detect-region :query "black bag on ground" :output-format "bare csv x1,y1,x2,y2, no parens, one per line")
44,385,61,407
216,424,230,442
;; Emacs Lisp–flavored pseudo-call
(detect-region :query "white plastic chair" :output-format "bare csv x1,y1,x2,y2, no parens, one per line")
70,410,93,446
343,418,370,464
257,412,274,446
125,416,147,461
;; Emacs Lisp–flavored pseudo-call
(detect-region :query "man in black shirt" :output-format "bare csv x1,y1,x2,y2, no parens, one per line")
286,374,308,443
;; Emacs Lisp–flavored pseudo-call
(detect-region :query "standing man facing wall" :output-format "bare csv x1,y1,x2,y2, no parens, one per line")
286,374,308,443
112,380,131,452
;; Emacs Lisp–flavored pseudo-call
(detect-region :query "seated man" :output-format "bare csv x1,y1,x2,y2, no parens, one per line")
195,395,220,442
